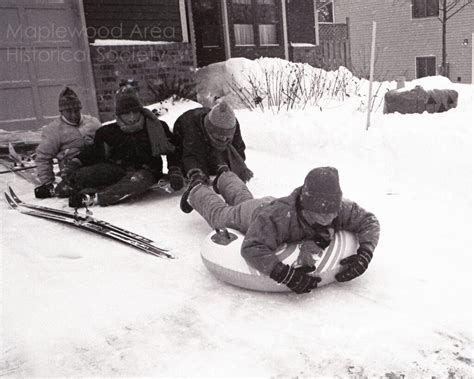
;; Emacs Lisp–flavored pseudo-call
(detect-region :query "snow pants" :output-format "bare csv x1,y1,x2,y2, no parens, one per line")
70,163,155,206
188,171,274,233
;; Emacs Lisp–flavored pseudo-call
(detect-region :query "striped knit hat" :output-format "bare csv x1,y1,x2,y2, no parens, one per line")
58,87,82,111
205,102,236,137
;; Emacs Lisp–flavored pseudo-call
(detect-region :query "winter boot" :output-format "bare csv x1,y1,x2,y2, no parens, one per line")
180,169,208,214
34,182,55,199
212,164,230,194
68,191,97,209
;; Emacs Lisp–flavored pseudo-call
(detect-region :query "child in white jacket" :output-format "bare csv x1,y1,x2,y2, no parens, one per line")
34,87,101,198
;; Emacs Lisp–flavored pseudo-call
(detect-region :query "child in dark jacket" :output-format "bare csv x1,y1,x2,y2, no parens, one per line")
173,102,253,213
187,167,380,294
67,84,183,207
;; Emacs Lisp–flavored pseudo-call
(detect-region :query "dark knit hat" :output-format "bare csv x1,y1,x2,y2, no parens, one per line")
300,167,342,213
58,87,82,111
115,85,143,115
205,102,236,137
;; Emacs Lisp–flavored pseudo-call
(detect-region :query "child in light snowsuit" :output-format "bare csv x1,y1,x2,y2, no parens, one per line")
34,87,101,198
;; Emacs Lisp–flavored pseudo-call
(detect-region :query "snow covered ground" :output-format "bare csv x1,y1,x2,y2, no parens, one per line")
0,73,472,377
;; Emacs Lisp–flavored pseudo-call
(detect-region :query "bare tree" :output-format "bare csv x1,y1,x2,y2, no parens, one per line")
437,0,473,76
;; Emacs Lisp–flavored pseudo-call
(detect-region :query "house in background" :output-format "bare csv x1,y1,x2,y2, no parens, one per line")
0,0,194,131
191,0,350,70
333,0,473,82
192,0,473,83
0,0,349,131
1,0,471,133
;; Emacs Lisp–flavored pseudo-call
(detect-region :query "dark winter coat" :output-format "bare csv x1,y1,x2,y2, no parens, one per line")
173,107,247,177
79,109,180,180
241,188,381,275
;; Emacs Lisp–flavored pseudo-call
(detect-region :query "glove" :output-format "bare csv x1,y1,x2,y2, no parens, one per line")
270,262,321,294
34,182,55,199
188,168,209,187
336,248,373,282
61,157,82,180
168,166,184,191
54,180,75,198
130,170,147,183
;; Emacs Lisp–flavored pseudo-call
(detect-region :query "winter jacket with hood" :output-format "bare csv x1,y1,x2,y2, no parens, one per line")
35,114,101,184
241,187,380,275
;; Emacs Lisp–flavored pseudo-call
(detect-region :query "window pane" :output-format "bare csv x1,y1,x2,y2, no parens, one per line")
258,2,278,23
234,24,254,45
427,0,439,17
426,57,436,75
259,24,277,45
232,0,251,3
416,57,426,77
416,57,436,78
412,0,439,18
412,0,424,18
318,1,334,23
257,0,275,4
232,3,253,23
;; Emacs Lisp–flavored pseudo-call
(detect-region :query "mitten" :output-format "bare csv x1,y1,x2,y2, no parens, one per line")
168,166,184,191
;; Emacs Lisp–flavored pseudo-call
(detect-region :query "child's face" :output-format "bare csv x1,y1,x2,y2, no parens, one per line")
61,107,82,125
120,111,141,124
301,209,337,226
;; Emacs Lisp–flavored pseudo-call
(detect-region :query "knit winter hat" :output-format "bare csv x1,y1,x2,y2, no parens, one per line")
115,85,143,115
300,167,342,213
58,87,82,111
205,102,236,138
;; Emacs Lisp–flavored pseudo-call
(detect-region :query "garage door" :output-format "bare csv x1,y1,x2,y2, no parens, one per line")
0,0,98,131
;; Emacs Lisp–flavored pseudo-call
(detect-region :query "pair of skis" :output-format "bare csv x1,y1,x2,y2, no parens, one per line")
4,185,174,259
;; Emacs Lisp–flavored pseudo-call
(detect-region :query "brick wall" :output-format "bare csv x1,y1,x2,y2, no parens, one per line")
89,42,195,122
334,1,473,83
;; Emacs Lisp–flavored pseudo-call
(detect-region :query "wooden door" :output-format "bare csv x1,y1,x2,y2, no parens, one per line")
0,0,98,131
192,0,226,67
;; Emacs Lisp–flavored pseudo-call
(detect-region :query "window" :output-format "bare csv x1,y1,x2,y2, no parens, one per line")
412,0,439,18
259,24,277,45
416,56,436,78
317,0,334,23
231,0,279,46
234,24,255,45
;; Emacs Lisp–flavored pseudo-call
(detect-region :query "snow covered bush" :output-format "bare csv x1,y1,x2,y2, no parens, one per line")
222,58,396,114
